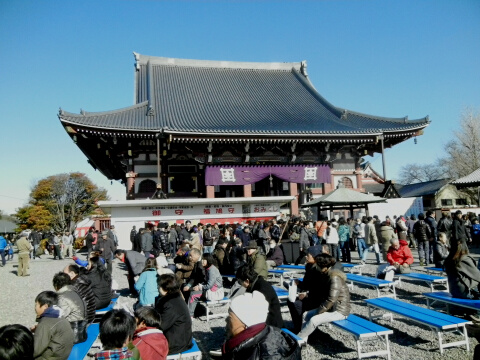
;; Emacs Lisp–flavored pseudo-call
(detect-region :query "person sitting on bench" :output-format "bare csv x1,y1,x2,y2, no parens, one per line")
297,254,350,341
386,238,413,274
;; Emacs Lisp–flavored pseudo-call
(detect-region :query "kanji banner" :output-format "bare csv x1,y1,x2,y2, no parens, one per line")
205,165,331,186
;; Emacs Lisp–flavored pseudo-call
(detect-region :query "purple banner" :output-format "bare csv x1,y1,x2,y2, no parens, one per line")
205,165,331,186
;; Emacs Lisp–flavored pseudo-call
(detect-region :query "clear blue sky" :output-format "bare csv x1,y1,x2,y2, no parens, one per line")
1,0,479,215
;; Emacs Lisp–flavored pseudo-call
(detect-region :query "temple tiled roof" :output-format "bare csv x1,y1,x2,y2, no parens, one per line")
397,179,451,198
304,187,386,207
59,53,429,136
452,168,480,188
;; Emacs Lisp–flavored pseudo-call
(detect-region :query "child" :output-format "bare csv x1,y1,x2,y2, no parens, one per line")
132,307,168,360
32,291,74,360
96,309,141,360
134,258,160,308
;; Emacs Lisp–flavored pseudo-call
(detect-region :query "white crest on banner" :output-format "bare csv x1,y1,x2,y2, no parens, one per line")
220,168,236,182
304,167,317,181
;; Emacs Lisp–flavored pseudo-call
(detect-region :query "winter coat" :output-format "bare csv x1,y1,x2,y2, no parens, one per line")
17,236,32,255
132,327,169,360
188,233,202,252
71,274,96,324
97,237,116,260
203,229,215,247
365,223,378,245
433,240,449,268
33,306,74,360
298,228,310,250
222,323,300,360
425,215,438,240
213,245,229,274
379,225,396,246
200,265,223,292
155,291,193,355
354,223,366,238
445,255,480,299
452,218,469,242
413,220,431,242
125,250,148,276
247,250,268,279
315,269,350,317
338,225,350,243
133,233,143,252
135,268,159,306
387,240,414,266
315,221,328,238
266,246,284,266
325,226,339,244
230,246,246,274
185,261,205,288
0,236,6,250
438,216,453,238
396,219,408,240
57,285,86,322
152,230,169,256
141,232,154,252
178,228,193,243
85,268,112,309
249,276,284,328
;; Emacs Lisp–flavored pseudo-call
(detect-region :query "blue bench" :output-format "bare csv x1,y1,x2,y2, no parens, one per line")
273,285,289,301
281,328,307,347
167,338,202,360
346,274,397,299
67,323,100,360
200,296,230,322
396,272,449,292
95,297,119,316
268,269,297,284
365,297,471,354
276,264,306,271
425,266,445,275
424,291,480,314
343,263,365,275
332,314,393,360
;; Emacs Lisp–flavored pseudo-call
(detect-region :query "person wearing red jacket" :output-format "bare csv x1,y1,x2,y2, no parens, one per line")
387,239,414,274
132,306,169,360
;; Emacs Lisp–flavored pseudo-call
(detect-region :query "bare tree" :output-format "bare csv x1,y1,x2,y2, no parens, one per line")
397,163,444,185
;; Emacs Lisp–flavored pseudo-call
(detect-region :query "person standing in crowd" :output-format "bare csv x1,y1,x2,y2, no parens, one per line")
295,222,311,265
471,218,480,248
115,249,148,296
203,224,215,254
220,291,300,360
212,223,221,248
315,215,328,244
406,215,417,249
17,235,32,276
29,230,42,260
107,225,118,247
451,210,469,253
130,225,137,250
98,231,116,274
179,220,193,243
52,232,63,260
168,224,178,257
425,211,438,265
62,231,74,259
325,221,340,261
379,221,397,262
155,274,193,355
133,228,144,253
85,228,95,256
213,238,230,274
437,210,453,241
229,238,246,276
266,239,284,269
239,226,252,248
270,219,281,243
337,218,351,263
434,232,450,268
297,254,350,341
141,227,154,258
414,213,432,266
354,218,367,263
152,223,169,257
0,235,7,267
362,217,381,265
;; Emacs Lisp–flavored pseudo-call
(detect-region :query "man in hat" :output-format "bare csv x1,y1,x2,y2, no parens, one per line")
246,241,268,279
98,231,116,274
219,291,300,359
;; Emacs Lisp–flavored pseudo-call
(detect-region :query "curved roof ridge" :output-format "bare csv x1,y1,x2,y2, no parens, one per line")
133,52,302,72
59,101,149,117
335,106,430,124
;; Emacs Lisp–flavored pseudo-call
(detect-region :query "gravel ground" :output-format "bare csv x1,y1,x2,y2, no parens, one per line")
0,249,478,360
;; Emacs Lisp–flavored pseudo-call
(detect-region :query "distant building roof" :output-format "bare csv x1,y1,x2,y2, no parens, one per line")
0,219,16,233
398,179,451,198
452,168,480,188
303,187,386,207
59,53,430,138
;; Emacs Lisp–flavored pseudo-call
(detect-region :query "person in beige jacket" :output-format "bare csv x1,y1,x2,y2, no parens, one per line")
17,235,33,276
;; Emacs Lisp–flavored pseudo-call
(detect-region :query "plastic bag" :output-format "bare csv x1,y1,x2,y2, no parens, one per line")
288,279,297,302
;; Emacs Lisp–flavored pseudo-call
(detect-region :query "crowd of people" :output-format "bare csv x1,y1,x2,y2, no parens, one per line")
2,208,480,359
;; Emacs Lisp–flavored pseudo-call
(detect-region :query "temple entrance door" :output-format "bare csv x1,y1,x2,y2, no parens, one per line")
252,175,290,197
168,175,198,197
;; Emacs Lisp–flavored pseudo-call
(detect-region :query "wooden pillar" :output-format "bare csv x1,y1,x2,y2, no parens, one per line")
290,182,298,216
206,185,215,198
244,184,252,198
126,171,137,200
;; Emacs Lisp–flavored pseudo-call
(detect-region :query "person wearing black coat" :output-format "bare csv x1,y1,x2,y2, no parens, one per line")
152,223,169,257
229,239,246,275
64,264,96,324
85,229,95,255
413,213,432,266
155,274,193,355
236,265,284,328
97,231,116,274
133,228,144,253
84,256,112,309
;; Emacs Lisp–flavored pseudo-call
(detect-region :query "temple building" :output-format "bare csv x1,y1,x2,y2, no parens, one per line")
58,53,430,223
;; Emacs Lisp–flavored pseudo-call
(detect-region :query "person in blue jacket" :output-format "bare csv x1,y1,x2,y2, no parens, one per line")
0,235,7,266
135,258,159,308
